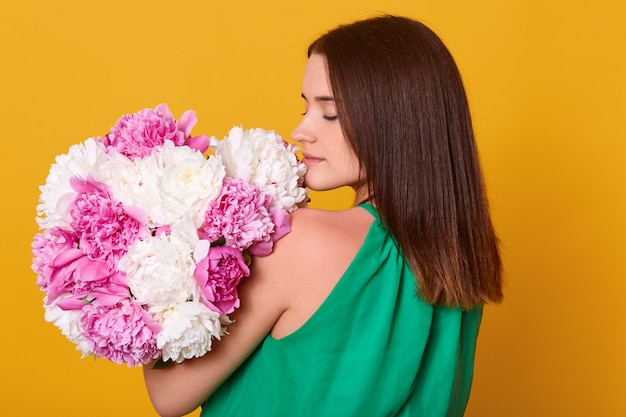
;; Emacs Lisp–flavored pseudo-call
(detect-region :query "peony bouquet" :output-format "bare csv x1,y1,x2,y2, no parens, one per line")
31,104,307,367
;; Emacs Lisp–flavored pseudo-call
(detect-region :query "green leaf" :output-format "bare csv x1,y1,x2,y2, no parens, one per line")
152,358,173,369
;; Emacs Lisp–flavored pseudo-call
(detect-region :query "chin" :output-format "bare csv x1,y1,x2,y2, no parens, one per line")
303,177,331,191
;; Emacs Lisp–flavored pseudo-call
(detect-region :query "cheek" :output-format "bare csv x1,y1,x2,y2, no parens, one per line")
341,148,362,178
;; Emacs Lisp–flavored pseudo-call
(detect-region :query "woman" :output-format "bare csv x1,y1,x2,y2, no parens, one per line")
143,14,503,417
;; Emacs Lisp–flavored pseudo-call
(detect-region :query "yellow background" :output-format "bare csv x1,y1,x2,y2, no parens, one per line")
1,0,624,416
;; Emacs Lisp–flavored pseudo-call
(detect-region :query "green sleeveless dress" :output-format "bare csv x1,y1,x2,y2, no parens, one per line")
201,204,483,417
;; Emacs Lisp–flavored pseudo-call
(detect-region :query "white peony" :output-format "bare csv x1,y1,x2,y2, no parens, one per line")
152,142,225,227
36,138,109,229
92,150,145,208
99,141,225,228
212,126,308,212
151,301,227,363
43,296,92,356
119,220,200,306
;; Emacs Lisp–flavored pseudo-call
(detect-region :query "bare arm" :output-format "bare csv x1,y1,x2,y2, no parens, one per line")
142,207,372,417
142,228,295,417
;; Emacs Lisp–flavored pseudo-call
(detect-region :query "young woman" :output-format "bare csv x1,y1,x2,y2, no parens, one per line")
143,14,503,417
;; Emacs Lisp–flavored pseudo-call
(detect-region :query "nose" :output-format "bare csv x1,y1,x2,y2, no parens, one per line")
291,118,314,144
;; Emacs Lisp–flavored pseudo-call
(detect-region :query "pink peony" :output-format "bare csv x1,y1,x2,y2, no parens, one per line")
69,176,145,268
194,245,250,315
103,103,209,158
199,177,275,250
45,248,114,305
55,269,130,311
247,207,291,256
81,297,161,367
32,228,79,292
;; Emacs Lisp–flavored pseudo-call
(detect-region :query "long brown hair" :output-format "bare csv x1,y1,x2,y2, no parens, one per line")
309,15,503,308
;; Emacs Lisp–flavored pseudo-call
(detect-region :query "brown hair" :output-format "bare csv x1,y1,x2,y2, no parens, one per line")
309,15,503,308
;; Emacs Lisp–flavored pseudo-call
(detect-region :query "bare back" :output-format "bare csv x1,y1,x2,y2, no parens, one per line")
268,206,374,339
142,206,375,416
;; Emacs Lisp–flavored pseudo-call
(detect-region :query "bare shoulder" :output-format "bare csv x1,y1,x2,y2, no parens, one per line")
259,206,375,338
290,206,373,244
246,206,375,289
267,206,374,265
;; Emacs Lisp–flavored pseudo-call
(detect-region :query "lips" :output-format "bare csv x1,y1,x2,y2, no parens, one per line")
302,152,324,165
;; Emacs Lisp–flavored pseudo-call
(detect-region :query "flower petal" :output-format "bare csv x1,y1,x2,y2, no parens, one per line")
177,110,197,137
51,248,84,268
56,295,88,310
186,134,210,154
75,258,111,282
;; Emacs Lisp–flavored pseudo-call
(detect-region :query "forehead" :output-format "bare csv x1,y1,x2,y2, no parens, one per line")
302,53,332,95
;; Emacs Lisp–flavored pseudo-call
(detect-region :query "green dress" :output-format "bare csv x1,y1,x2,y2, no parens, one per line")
201,203,483,417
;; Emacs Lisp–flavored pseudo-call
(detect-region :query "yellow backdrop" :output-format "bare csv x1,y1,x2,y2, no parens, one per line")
1,0,624,416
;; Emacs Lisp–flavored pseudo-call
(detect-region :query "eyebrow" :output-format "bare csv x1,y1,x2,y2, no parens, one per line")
301,93,335,102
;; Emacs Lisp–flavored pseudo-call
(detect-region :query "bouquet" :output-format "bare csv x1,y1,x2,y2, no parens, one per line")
31,104,308,367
